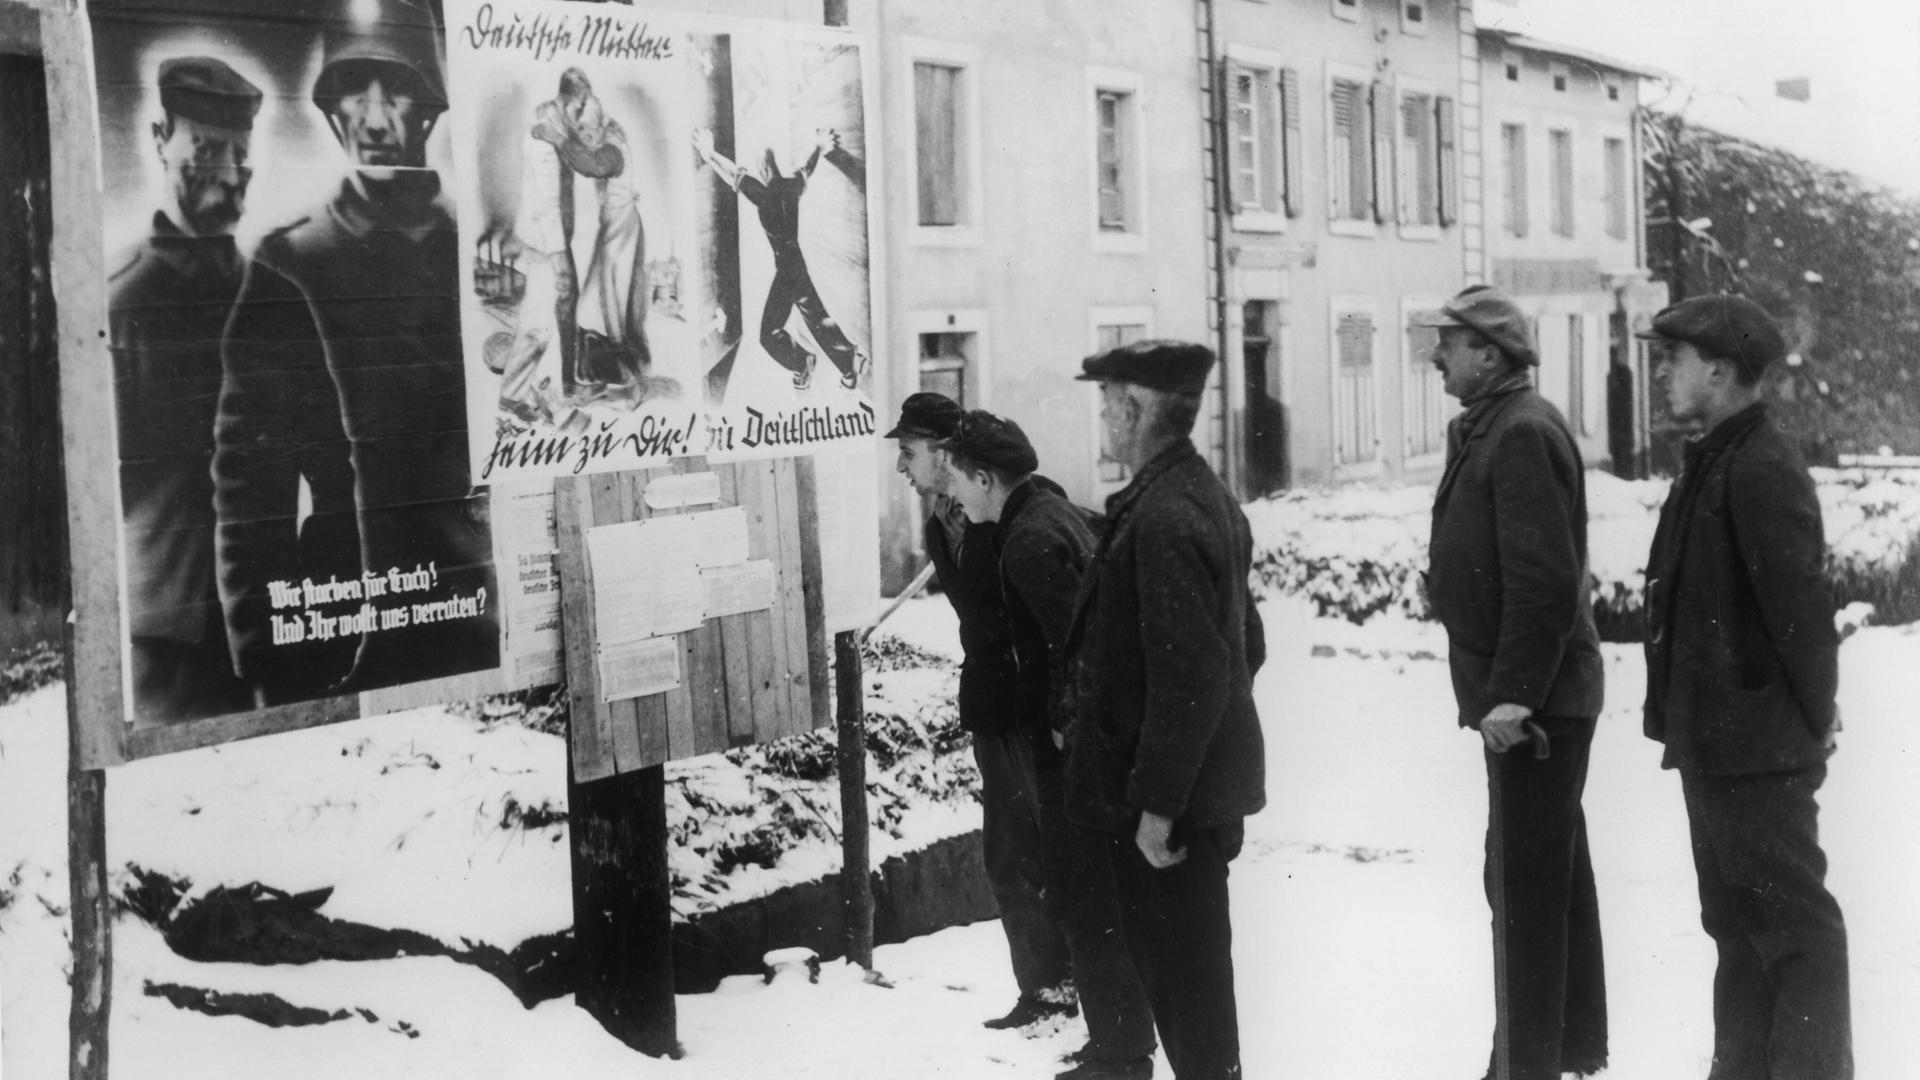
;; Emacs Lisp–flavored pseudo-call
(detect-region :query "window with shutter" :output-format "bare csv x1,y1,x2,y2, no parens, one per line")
914,62,963,228
1226,56,1288,227
1436,96,1457,226
1399,89,1437,228
1329,78,1372,223
1280,67,1304,218
1501,122,1529,237
1550,128,1574,237
1333,310,1378,466
1097,90,1128,231
1230,70,1261,213
1603,136,1628,239
1371,80,1394,224
1405,312,1447,459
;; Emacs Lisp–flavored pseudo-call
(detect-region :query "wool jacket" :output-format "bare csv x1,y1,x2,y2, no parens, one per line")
1643,403,1838,774
1427,384,1604,726
993,479,1097,759
1063,439,1267,833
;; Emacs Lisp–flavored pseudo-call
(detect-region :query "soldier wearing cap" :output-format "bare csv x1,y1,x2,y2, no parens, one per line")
109,56,262,723
944,410,1155,1080
884,394,1079,1031
1640,294,1851,1079
216,6,496,703
1417,284,1607,1080
1062,340,1265,1080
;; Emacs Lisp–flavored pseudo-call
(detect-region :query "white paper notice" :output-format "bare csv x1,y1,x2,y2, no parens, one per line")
585,506,756,641
644,471,723,511
496,477,563,687
702,559,777,618
685,506,751,567
599,637,681,702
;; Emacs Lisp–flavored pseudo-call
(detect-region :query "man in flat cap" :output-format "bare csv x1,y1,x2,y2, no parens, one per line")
109,55,261,724
1063,340,1265,1080
1418,284,1607,1080
885,394,1079,1031
216,7,497,704
945,410,1154,1079
1640,294,1851,1079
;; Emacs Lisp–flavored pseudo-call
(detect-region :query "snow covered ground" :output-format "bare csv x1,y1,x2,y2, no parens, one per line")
4,591,1919,1079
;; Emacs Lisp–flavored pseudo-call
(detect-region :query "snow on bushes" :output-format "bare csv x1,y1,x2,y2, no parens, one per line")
1247,468,1920,635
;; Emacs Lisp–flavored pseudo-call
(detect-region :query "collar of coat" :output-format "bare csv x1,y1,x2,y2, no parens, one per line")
1103,438,1200,523
143,210,242,280
327,174,448,244
1682,401,1769,474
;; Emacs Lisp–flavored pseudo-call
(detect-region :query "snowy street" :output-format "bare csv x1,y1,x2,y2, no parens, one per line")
3,591,1916,1079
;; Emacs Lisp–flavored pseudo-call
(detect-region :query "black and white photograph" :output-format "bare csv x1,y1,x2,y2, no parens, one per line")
2,0,1918,1077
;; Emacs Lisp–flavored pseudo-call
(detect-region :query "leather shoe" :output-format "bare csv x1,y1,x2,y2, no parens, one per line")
981,995,1076,1030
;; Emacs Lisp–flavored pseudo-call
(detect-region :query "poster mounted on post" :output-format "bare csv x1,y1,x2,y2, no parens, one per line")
88,0,500,748
72,0,879,765
448,0,879,484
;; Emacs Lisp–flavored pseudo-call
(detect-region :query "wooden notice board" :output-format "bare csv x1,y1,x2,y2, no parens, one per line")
553,456,830,782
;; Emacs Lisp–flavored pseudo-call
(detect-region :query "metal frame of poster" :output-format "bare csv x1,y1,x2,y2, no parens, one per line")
59,0,880,767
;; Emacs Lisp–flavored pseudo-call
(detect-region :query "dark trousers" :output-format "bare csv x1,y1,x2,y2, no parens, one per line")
1681,765,1852,1080
1110,820,1244,1080
759,258,857,378
1028,743,1155,1061
973,732,1071,997
1484,716,1607,1080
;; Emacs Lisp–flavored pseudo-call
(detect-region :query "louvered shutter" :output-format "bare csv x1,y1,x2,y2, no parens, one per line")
1371,80,1394,224
1436,95,1457,226
1280,67,1304,218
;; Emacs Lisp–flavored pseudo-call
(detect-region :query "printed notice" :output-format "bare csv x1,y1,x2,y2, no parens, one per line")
599,636,681,702
645,471,723,510
702,559,777,618
685,506,751,567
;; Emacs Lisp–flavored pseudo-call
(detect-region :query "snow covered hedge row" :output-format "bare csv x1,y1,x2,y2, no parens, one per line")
1246,468,1920,636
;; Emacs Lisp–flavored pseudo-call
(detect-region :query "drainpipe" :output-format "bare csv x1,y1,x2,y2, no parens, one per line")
1198,0,1237,493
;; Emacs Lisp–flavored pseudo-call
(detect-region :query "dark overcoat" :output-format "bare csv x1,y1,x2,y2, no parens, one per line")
1063,440,1266,834
926,497,1020,735
1643,403,1838,774
215,177,496,697
108,214,246,646
994,479,1096,757
1427,385,1604,726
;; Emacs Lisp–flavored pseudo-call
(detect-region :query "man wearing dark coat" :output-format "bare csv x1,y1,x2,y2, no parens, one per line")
1419,285,1607,1080
216,15,497,703
1640,294,1850,1080
1064,340,1265,1080
109,56,261,724
944,410,1154,1080
885,394,1076,1029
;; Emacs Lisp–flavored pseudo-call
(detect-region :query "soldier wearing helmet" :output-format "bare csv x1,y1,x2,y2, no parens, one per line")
214,5,498,704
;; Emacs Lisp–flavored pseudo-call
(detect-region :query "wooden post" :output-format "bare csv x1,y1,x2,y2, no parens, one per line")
833,629,873,969
66,619,110,1080
819,0,874,979
567,757,680,1059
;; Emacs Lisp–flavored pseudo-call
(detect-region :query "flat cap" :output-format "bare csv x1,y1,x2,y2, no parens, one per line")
158,56,262,131
1077,339,1214,395
948,410,1038,475
1635,294,1786,378
1411,284,1538,366
884,391,963,440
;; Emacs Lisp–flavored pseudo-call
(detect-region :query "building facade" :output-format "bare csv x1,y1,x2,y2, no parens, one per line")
1204,0,1480,497
866,0,1211,586
1476,27,1664,477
